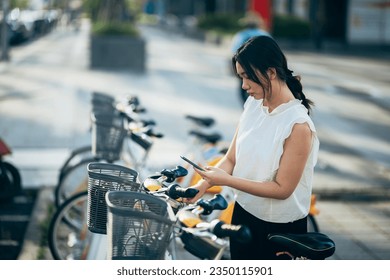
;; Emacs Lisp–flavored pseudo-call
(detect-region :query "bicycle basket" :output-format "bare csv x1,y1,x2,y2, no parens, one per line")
106,191,175,260
91,112,126,162
91,92,116,113
87,163,140,234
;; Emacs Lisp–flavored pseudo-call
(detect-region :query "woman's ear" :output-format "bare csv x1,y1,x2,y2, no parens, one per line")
267,68,276,80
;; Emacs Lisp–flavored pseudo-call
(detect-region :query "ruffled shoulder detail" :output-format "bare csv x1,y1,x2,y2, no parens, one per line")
271,116,319,172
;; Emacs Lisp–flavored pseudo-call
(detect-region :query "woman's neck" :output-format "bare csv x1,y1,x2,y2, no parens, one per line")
263,83,295,112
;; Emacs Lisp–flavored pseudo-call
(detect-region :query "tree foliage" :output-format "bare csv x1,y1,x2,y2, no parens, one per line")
84,0,130,23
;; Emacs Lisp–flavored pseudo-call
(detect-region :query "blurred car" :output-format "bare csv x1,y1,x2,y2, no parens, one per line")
1,8,61,46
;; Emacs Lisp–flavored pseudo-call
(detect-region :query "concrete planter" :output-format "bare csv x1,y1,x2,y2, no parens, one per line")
90,35,146,72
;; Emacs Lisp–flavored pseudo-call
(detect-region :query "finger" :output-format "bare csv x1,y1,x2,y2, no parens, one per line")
194,167,206,176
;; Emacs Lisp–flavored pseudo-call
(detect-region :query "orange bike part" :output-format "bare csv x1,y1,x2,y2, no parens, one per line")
218,202,235,224
190,156,223,191
309,194,320,216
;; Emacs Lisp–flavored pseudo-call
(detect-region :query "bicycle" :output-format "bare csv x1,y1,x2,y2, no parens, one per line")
58,92,151,179
132,166,250,260
54,94,163,208
48,163,192,260
48,162,249,260
105,189,251,260
54,111,220,210
0,137,22,201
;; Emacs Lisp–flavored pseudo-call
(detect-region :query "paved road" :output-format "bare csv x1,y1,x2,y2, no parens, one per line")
0,20,389,260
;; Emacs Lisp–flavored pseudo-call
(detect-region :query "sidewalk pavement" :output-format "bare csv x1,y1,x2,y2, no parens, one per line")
1,20,389,260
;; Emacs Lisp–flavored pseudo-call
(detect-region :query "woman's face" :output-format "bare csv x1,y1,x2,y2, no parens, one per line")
235,62,267,100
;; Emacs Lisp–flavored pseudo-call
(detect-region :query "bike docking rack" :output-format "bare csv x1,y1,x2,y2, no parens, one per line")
87,163,191,260
86,162,249,260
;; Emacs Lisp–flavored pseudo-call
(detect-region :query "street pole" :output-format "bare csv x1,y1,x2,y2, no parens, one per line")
1,0,10,61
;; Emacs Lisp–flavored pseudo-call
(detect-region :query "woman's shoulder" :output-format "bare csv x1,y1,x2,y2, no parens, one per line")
282,101,317,131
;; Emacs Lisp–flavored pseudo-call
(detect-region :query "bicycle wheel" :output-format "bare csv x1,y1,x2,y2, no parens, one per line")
307,214,320,233
49,191,92,260
55,157,98,208
0,161,22,201
58,145,93,182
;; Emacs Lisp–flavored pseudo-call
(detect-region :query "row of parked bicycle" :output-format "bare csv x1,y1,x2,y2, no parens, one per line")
47,91,336,260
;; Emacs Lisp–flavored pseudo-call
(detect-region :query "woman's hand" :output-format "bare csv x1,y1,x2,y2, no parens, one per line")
194,166,231,187
183,183,207,204
184,166,232,204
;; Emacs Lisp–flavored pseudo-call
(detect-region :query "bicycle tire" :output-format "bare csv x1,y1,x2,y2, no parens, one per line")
54,157,95,208
0,161,22,201
307,214,320,233
49,191,92,260
58,145,93,182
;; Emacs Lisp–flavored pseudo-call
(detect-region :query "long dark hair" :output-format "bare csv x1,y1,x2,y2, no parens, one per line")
232,36,314,114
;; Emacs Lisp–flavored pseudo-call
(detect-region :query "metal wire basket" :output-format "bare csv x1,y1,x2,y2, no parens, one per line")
87,163,140,234
91,92,115,113
105,191,176,260
91,112,126,162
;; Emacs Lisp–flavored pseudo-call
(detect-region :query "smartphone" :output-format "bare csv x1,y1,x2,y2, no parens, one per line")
180,156,205,171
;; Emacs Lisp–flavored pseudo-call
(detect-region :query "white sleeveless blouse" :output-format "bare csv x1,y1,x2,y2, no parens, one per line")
233,97,319,223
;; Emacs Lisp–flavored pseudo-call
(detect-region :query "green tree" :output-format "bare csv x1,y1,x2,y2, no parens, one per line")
84,0,131,23
9,0,29,9
84,0,139,36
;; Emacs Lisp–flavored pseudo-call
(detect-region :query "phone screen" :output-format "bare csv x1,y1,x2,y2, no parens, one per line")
180,156,205,171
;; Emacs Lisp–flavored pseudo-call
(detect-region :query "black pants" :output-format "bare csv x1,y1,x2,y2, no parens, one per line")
230,202,307,260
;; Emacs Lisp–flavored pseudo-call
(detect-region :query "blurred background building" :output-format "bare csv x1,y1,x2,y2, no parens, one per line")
147,0,390,48
1,0,390,61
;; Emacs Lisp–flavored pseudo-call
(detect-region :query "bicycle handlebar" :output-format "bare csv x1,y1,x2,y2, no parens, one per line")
160,166,188,182
196,194,228,215
143,127,164,138
167,184,199,199
210,220,251,243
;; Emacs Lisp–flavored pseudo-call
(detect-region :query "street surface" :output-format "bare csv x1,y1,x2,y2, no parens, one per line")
0,19,389,260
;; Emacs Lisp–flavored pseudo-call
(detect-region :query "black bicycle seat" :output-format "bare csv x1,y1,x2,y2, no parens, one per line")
188,130,222,144
185,115,215,127
267,232,336,260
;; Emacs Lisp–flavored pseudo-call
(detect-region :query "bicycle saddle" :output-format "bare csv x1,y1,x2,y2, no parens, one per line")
189,130,222,144
267,232,336,260
185,115,215,127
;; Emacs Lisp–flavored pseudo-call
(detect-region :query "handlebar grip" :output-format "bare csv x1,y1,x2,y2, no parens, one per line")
119,112,135,122
144,127,164,138
142,120,156,126
167,184,199,199
134,107,146,113
211,220,252,243
130,132,153,151
197,194,228,215
160,166,188,183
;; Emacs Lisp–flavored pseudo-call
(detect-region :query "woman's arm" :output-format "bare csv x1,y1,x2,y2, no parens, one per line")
198,123,313,200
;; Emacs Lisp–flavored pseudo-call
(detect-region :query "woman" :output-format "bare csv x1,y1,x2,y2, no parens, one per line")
187,36,320,260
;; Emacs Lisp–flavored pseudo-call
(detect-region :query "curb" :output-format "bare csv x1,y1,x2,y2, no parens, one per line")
314,187,390,201
18,186,54,260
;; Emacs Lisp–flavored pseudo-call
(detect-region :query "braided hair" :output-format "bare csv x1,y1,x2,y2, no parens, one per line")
232,36,314,114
